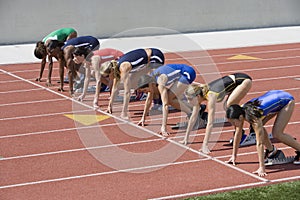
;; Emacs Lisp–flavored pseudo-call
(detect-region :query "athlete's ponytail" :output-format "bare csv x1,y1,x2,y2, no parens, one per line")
184,83,208,99
185,84,202,98
99,60,120,80
111,60,120,81
199,84,209,98
243,99,263,123
226,104,245,119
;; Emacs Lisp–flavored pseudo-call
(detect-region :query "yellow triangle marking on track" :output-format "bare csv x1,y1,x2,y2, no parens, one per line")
227,54,261,60
64,114,111,126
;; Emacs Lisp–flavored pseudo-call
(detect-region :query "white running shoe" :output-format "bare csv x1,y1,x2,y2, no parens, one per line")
294,151,300,165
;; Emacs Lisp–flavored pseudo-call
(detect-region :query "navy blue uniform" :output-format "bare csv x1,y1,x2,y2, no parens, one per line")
151,64,196,86
117,48,165,73
150,48,165,65
117,49,148,72
62,36,100,50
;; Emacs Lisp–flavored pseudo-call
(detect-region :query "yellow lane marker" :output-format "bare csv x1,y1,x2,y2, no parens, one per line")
64,114,111,126
227,54,261,60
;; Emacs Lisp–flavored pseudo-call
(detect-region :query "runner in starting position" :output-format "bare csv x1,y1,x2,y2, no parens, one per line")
226,90,300,176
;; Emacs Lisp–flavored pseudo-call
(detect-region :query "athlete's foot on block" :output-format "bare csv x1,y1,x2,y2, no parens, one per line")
93,103,99,109
46,82,53,87
294,151,300,164
159,131,170,137
120,113,129,120
201,145,211,154
178,140,188,145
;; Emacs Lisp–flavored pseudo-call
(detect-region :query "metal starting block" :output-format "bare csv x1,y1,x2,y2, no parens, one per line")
229,132,273,147
171,115,227,130
265,156,295,166
265,150,295,166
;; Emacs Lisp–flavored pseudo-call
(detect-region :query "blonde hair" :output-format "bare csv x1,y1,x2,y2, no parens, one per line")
185,84,209,99
100,60,120,80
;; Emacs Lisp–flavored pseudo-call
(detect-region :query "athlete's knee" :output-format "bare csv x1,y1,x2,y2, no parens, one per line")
243,79,252,88
272,131,280,139
271,127,284,139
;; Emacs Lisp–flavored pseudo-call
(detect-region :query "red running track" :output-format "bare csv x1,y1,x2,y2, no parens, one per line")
0,43,300,200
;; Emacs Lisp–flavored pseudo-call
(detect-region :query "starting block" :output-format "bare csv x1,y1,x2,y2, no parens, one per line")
171,115,227,130
229,132,273,147
265,150,295,166
114,94,147,102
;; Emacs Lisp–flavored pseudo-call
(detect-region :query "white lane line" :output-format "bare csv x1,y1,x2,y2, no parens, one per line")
149,176,300,200
0,146,296,190
0,88,43,94
0,121,128,139
0,79,25,83
0,69,94,110
249,87,300,95
6,47,300,74
198,64,300,76
0,158,208,189
1,46,298,189
1,101,299,140
10,69,40,73
254,75,300,82
0,100,299,139
2,47,300,189
0,109,91,121
0,68,270,183
2,63,300,86
167,47,300,60
0,137,164,161
196,55,300,66
0,132,292,161
0,98,66,107
11,54,299,72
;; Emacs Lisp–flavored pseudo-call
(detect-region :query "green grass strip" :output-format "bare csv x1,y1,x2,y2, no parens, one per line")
186,180,300,200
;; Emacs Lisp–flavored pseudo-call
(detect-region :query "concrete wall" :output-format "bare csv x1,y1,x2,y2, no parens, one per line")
1,0,300,44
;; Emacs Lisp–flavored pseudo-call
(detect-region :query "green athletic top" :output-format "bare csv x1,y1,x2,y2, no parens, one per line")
42,28,76,43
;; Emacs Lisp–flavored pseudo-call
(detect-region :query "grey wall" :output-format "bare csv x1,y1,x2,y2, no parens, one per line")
1,0,300,44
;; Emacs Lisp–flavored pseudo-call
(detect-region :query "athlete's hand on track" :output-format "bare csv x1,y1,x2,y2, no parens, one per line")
226,155,236,165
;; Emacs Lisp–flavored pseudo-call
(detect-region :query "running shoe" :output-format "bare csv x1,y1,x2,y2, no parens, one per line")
294,151,300,165
264,145,278,160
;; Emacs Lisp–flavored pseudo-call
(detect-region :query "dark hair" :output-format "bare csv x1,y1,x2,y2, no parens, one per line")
137,74,156,89
226,104,245,119
34,41,46,59
243,99,263,123
73,46,93,61
47,40,64,51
